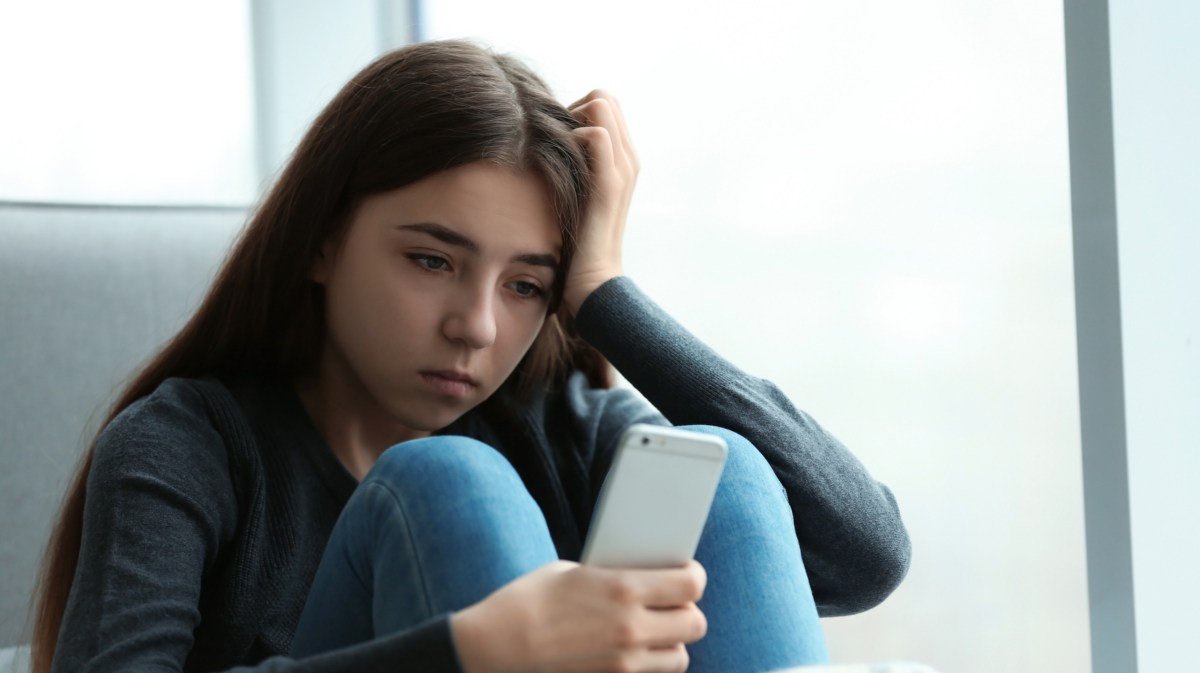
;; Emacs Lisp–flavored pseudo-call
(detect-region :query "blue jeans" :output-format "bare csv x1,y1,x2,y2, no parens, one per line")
291,426,829,672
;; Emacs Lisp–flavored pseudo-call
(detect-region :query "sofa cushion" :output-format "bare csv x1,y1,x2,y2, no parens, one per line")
0,203,245,647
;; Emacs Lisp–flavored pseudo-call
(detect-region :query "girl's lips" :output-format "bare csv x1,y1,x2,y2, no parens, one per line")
419,372,477,399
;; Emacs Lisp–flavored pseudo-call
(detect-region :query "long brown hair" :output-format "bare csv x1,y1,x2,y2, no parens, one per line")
30,39,608,672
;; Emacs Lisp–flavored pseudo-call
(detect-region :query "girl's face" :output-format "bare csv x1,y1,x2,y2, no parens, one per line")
311,160,562,437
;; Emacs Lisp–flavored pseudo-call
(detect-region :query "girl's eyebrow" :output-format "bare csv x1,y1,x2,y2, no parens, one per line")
512,252,559,270
397,222,560,269
398,222,478,252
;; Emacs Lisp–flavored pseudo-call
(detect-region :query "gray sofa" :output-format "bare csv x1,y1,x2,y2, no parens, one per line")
0,202,246,653
0,202,937,673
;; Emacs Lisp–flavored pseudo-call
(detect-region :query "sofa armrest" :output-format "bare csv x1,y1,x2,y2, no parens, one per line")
0,645,29,673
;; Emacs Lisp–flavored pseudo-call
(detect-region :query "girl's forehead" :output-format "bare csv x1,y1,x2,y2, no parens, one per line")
356,162,562,252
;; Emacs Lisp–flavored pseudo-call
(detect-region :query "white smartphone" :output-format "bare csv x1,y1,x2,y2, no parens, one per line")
581,424,728,568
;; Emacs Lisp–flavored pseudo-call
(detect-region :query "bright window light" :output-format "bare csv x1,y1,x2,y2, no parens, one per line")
0,1,256,205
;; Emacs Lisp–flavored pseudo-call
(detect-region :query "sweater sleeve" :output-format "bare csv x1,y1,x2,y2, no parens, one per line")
53,380,462,673
572,276,912,616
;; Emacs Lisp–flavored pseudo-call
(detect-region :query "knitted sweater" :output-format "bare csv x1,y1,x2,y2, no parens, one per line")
53,277,911,672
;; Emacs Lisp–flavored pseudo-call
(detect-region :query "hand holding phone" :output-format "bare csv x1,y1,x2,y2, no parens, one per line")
581,424,728,569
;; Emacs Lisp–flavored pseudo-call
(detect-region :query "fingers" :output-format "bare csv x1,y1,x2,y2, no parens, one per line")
591,562,708,649
618,643,691,673
568,90,639,177
616,561,707,609
601,599,704,658
572,124,618,193
564,562,707,647
463,561,701,673
636,604,708,650
567,88,603,110
569,96,624,149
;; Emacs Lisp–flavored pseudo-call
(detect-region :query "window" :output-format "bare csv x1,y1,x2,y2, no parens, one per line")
424,2,1088,671
0,1,257,205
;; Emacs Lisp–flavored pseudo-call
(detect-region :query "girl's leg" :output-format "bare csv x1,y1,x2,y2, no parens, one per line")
679,425,830,673
290,435,558,657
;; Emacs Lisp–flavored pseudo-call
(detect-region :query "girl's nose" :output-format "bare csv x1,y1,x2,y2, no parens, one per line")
441,287,497,349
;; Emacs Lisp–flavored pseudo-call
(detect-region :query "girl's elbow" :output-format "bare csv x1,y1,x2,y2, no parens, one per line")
813,532,912,617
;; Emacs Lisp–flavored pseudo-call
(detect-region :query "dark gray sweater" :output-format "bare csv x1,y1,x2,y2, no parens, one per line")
54,276,910,672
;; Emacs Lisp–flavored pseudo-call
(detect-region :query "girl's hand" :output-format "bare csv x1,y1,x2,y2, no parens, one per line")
450,560,707,673
562,90,639,316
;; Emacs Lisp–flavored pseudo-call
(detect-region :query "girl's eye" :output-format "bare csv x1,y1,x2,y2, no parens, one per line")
510,281,546,299
408,254,449,272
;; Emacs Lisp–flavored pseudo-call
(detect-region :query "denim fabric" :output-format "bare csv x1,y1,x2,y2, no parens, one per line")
291,427,828,670
683,426,829,671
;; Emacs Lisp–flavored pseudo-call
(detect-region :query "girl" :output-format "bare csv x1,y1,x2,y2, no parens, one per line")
32,40,910,673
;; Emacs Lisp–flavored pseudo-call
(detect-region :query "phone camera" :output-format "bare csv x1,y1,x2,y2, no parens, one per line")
641,436,650,445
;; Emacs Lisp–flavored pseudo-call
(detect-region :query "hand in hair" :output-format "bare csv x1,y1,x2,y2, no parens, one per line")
450,560,707,673
561,90,639,317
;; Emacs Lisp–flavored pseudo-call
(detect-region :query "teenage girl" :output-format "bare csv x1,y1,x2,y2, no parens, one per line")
31,40,910,673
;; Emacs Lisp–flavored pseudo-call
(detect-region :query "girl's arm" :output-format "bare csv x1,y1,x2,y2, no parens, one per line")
562,90,909,616
574,275,911,617
54,380,460,673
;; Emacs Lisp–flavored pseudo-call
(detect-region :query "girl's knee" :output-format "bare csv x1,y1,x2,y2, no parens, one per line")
367,435,520,496
676,425,777,485
677,424,790,518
